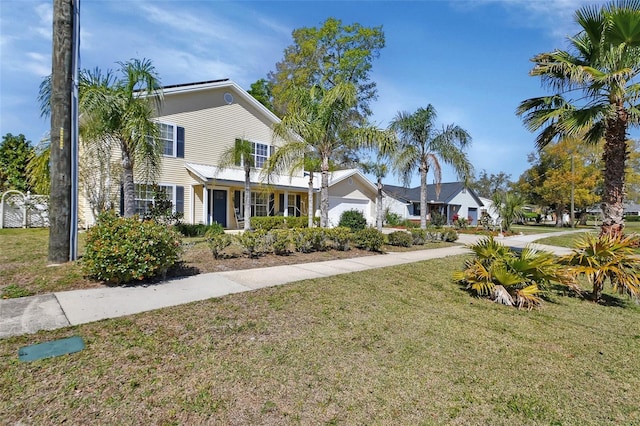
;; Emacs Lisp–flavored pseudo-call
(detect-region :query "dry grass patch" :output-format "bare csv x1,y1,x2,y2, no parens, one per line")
2,256,639,424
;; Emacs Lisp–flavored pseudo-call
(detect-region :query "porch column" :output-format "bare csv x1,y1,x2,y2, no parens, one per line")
189,185,195,224
283,190,289,217
202,186,208,225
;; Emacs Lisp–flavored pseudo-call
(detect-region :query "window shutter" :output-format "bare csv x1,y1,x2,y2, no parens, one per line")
176,126,185,158
296,195,301,217
234,190,241,210
175,186,184,214
119,185,124,216
270,145,275,157
279,194,284,215
269,193,275,216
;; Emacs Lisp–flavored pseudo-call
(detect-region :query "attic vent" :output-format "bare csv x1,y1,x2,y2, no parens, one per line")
223,92,234,104
348,177,354,185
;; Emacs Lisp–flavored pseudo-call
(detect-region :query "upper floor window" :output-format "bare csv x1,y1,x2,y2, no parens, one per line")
234,139,274,169
158,122,177,157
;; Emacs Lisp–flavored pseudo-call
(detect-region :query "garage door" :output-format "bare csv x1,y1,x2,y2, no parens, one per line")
328,197,370,226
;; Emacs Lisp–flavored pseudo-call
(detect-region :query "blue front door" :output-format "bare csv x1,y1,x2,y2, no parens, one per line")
210,189,227,227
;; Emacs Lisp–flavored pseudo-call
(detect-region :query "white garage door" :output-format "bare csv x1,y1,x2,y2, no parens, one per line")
328,197,370,227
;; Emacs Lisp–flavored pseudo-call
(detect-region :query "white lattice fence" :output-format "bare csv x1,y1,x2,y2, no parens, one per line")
0,191,50,228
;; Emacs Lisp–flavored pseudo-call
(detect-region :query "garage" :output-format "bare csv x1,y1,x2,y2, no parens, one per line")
328,197,371,227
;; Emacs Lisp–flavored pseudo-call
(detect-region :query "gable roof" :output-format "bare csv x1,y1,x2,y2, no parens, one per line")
384,182,484,206
328,169,377,192
160,79,281,125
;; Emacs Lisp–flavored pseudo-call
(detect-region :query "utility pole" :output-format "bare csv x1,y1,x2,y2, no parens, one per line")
49,0,74,263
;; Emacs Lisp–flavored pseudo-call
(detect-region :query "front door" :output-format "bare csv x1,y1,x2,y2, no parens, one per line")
209,189,227,227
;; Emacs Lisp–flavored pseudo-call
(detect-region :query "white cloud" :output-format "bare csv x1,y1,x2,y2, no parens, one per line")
33,2,52,39
24,52,50,77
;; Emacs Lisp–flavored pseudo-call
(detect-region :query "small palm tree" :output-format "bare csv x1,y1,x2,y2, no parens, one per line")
491,192,526,232
218,139,254,231
390,105,473,229
454,237,573,309
561,233,640,303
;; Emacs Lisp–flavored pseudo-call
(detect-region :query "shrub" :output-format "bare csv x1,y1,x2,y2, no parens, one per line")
441,229,459,242
203,223,225,239
429,211,446,227
293,227,327,253
269,229,293,255
625,215,640,222
326,227,353,251
207,233,233,260
353,227,385,252
175,223,224,237
452,214,470,229
338,209,367,231
384,210,403,226
83,211,182,284
236,229,269,258
285,216,319,228
251,216,286,231
387,230,413,247
410,228,427,245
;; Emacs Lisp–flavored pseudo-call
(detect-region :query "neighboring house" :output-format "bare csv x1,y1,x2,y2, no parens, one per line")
624,202,640,216
383,182,485,225
78,79,381,229
326,169,378,227
478,196,500,223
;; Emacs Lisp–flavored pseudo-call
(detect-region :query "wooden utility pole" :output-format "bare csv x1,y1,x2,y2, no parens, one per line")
49,0,74,263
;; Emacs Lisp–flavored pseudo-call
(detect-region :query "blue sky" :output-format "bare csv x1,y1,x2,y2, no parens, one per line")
0,0,603,186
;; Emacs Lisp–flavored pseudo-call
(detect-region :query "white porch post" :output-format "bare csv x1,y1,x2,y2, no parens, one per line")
189,185,195,224
283,190,289,217
202,186,208,225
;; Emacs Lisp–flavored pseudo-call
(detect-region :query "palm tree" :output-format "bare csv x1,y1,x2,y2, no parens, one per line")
272,82,358,227
39,58,164,218
517,0,640,237
491,192,526,232
360,160,389,232
390,105,473,229
218,139,255,231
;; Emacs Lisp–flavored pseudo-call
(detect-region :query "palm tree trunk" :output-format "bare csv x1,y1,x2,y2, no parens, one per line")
308,172,314,228
602,112,627,236
592,278,604,303
244,164,251,231
376,177,384,232
420,165,428,229
122,152,136,217
48,0,73,263
320,156,330,228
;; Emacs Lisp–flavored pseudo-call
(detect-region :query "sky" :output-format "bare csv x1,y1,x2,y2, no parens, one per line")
0,0,606,186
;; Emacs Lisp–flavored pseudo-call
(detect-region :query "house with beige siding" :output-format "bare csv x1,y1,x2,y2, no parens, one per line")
79,79,379,228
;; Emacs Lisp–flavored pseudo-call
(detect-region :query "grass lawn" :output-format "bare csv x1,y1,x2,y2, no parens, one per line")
2,255,639,424
535,221,640,248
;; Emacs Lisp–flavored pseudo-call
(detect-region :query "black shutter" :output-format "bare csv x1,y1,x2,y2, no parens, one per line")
296,195,301,217
269,193,275,216
177,126,185,158
234,190,241,210
119,185,124,216
279,194,284,215
175,186,184,214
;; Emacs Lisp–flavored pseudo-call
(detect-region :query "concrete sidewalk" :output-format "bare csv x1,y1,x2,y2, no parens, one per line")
0,230,585,339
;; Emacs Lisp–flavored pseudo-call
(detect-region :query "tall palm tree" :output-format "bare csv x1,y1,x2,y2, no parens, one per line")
517,0,640,236
272,82,358,227
218,139,255,231
360,160,389,232
390,105,473,229
40,58,164,218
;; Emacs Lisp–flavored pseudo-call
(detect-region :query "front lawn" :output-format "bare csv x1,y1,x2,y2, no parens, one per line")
1,255,639,424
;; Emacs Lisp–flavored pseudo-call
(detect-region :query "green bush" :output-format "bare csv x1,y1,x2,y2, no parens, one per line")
326,227,353,251
175,223,224,237
353,227,385,252
203,223,225,239
625,215,640,222
410,228,427,245
430,212,446,227
387,230,413,247
207,233,233,259
269,229,293,255
236,229,269,258
251,216,286,231
441,229,459,242
338,209,367,231
293,227,327,253
384,211,403,226
286,216,319,228
83,212,182,284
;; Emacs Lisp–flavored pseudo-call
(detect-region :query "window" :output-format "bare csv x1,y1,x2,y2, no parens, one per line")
253,142,269,168
134,184,181,216
158,122,176,156
251,192,269,217
288,194,298,216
